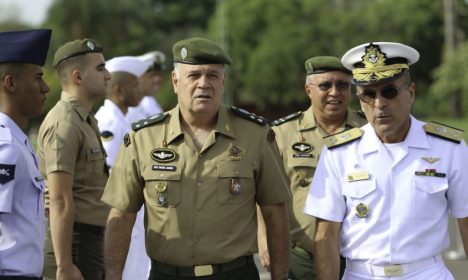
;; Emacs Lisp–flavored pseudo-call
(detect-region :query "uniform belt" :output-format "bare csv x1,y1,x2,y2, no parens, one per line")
73,222,105,236
0,277,42,280
151,255,254,277
346,255,442,277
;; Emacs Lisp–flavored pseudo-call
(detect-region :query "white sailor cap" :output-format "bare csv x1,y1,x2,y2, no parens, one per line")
137,51,166,71
106,56,149,77
341,42,419,85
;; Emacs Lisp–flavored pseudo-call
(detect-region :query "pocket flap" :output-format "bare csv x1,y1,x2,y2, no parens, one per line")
414,176,448,194
217,161,253,178
342,179,376,198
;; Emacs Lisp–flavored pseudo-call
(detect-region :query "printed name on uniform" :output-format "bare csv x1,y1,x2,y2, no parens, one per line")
423,121,464,143
323,127,364,149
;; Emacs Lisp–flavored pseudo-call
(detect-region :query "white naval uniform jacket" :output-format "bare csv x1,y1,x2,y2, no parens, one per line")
0,113,45,276
304,116,468,265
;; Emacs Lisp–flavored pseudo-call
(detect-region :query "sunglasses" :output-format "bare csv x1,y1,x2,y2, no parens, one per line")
308,81,351,92
356,84,408,104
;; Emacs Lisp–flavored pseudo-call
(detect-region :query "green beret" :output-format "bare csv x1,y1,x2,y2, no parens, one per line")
53,38,103,68
305,56,350,75
172,37,231,65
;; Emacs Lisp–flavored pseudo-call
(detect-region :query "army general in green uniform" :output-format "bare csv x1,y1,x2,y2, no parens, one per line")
258,56,367,279
102,37,291,280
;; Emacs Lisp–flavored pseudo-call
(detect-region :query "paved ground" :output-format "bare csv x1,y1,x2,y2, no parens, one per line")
256,253,468,280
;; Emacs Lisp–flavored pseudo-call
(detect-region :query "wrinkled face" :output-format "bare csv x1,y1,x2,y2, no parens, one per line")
305,71,351,121
139,70,163,98
356,75,415,143
81,53,111,99
15,63,50,118
122,75,141,108
172,63,225,117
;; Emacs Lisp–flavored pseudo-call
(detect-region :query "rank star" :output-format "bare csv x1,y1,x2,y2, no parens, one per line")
0,168,10,176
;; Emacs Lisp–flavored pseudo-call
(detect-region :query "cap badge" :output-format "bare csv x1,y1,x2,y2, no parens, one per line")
86,40,95,50
362,43,386,68
181,47,188,61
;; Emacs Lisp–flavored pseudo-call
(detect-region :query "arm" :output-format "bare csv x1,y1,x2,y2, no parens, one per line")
257,204,270,272
260,203,289,280
314,218,341,280
105,207,137,280
47,171,83,280
457,217,468,257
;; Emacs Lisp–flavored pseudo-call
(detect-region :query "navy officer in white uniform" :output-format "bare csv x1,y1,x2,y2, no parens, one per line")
94,56,151,280
0,29,52,279
304,42,468,280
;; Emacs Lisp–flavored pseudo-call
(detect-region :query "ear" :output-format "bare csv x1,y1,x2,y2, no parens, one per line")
408,82,416,105
71,69,82,84
3,74,16,92
304,84,313,100
171,71,178,95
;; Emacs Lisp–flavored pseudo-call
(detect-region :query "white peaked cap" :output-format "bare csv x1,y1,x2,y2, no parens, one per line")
137,51,166,68
106,56,149,77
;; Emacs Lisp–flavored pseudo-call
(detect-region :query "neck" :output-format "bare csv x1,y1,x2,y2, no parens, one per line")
314,110,347,135
61,89,97,112
179,109,217,131
108,96,127,115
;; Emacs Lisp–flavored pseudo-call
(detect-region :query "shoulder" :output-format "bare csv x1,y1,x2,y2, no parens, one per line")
424,121,464,144
229,106,267,126
271,111,302,126
0,125,12,143
132,112,168,131
0,126,18,165
323,127,364,149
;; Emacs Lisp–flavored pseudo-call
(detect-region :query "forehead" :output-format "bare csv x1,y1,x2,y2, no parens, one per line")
179,63,224,73
308,71,350,82
86,52,106,65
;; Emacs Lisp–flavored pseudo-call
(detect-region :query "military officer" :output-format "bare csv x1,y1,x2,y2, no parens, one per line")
102,37,291,280
0,29,51,279
95,56,148,168
126,50,166,124
258,56,366,279
38,39,111,280
304,42,468,279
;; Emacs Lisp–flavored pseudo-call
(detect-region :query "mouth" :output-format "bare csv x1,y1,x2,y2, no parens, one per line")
326,100,341,105
194,94,211,100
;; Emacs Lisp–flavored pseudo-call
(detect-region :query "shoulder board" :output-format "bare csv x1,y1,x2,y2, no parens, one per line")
0,125,12,142
271,111,302,126
323,128,363,149
132,113,167,131
424,121,464,143
229,106,267,126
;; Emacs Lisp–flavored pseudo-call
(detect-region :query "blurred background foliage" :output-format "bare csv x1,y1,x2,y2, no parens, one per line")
1,0,467,123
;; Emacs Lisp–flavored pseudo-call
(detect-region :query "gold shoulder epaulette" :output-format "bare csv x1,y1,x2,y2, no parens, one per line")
424,121,464,143
132,113,167,131
323,128,363,149
229,106,267,126
271,111,302,126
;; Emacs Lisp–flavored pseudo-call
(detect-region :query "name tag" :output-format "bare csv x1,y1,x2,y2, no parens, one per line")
384,265,402,276
347,171,370,182
90,147,102,154
152,165,176,172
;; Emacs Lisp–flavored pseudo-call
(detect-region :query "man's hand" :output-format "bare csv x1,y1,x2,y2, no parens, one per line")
56,263,84,280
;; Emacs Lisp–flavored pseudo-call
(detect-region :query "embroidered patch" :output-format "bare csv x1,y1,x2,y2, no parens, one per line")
0,164,15,184
151,148,177,163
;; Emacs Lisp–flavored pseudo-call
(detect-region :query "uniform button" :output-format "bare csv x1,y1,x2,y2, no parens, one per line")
159,174,165,178
235,170,240,175
197,182,202,187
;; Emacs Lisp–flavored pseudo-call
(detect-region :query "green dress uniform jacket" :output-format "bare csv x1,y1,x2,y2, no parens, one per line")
272,107,366,253
102,104,291,266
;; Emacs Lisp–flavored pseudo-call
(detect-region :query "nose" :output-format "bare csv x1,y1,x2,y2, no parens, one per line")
104,68,111,81
329,84,340,96
373,94,387,108
197,75,209,89
42,80,50,94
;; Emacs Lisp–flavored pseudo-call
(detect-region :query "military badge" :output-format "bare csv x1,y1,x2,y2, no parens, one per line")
230,178,241,195
355,203,369,218
49,133,65,150
123,133,131,147
181,47,188,60
155,182,167,206
151,148,177,163
0,164,15,184
267,129,276,143
100,130,113,141
297,170,309,187
292,142,313,153
228,144,245,161
415,169,446,178
421,157,440,164
347,171,370,182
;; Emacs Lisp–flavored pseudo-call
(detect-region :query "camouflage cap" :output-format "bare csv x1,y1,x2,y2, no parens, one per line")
53,38,103,68
305,56,350,75
172,37,231,65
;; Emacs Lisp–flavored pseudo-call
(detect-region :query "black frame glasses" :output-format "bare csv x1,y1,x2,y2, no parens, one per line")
356,84,409,104
308,81,351,92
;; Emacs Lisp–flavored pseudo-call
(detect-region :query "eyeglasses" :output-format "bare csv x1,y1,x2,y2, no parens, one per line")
308,81,351,92
356,84,408,104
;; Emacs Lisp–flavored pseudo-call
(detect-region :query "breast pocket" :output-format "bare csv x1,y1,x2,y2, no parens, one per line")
287,157,317,189
342,179,376,222
144,170,182,208
216,161,255,205
85,147,106,176
413,176,448,219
